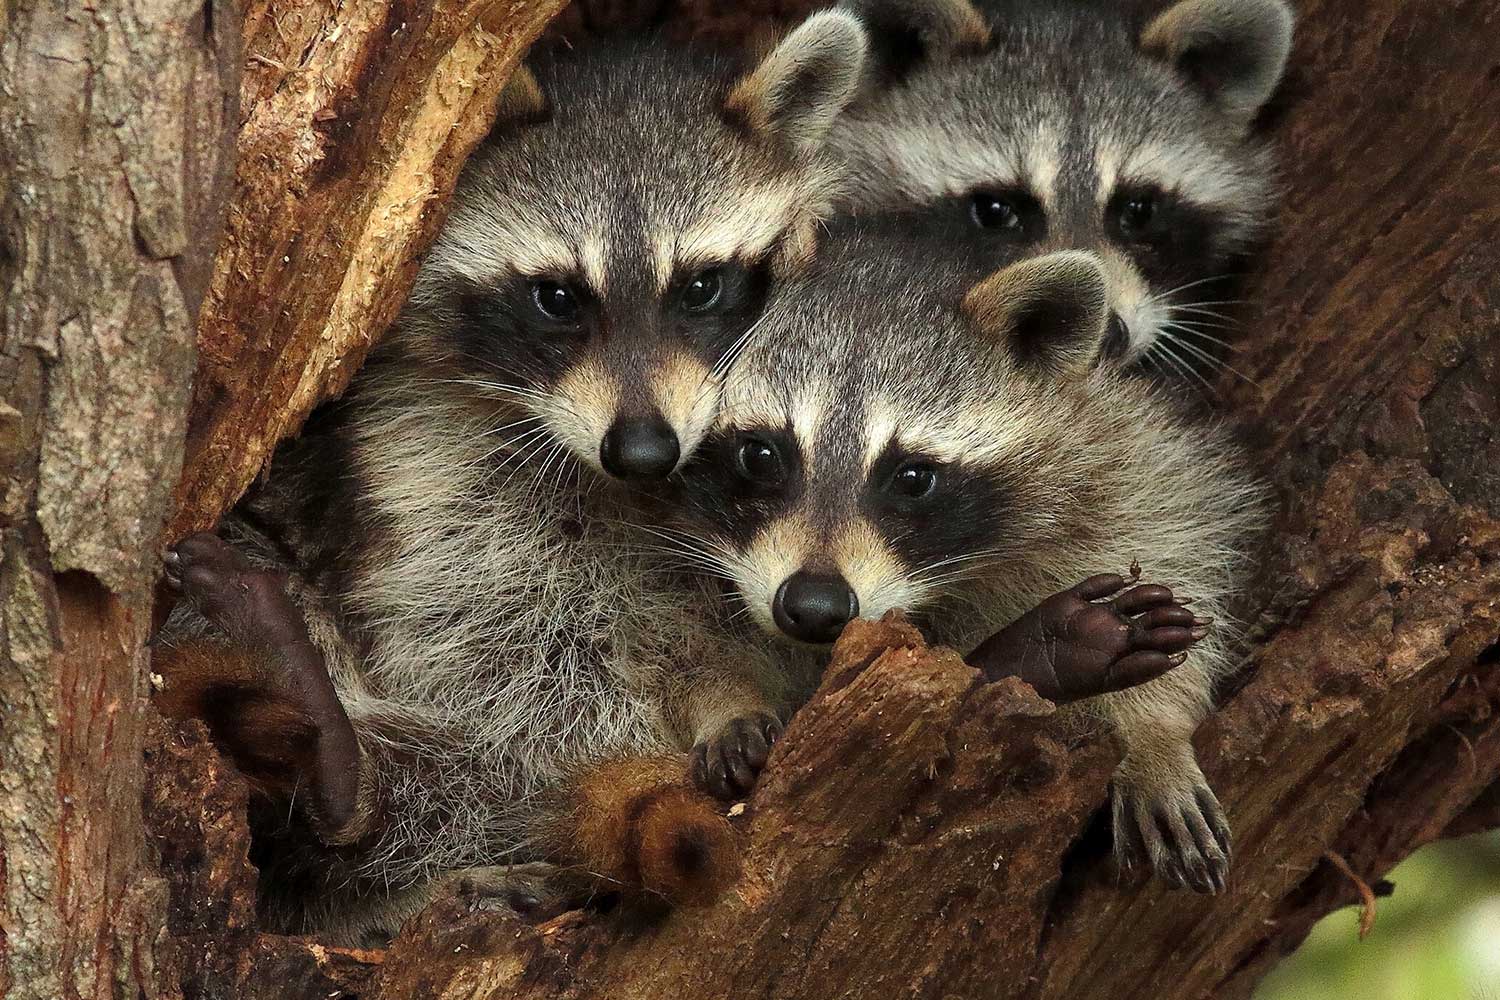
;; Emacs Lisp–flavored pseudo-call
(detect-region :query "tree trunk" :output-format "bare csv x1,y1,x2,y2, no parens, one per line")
12,0,1497,997
167,0,567,538
0,1,237,997
0,0,558,996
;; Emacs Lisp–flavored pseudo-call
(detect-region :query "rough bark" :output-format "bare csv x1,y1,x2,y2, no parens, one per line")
168,0,567,537
137,0,1500,998
0,0,238,997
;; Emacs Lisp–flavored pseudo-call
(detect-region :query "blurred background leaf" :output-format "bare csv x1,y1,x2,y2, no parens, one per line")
1257,832,1500,1000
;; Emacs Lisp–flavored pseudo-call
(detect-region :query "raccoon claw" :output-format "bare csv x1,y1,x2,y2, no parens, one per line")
691,712,782,801
1112,775,1230,895
967,570,1206,704
164,531,328,655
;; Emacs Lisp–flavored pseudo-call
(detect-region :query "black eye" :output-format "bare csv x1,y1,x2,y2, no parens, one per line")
682,268,724,312
888,462,938,500
735,437,782,483
1117,195,1158,237
531,280,580,321
971,192,1022,231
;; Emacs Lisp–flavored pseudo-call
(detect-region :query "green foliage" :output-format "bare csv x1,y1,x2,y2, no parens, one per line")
1257,833,1500,1000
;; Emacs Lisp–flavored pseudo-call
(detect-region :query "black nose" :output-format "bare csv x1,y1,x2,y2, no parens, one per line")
772,571,859,644
1102,311,1130,359
600,415,681,480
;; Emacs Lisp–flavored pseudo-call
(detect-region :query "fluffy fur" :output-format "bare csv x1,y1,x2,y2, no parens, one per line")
832,0,1294,372
667,216,1269,889
155,20,872,942
407,13,867,482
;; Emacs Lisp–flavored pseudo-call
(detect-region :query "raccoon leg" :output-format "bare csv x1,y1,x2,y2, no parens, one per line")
160,530,362,836
967,573,1209,703
690,711,784,801
1103,666,1230,895
445,861,589,921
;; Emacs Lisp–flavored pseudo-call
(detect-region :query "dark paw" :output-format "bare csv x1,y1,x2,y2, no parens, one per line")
690,712,782,801
966,569,1210,704
1113,776,1231,895
453,863,580,923
162,532,361,837
164,532,296,645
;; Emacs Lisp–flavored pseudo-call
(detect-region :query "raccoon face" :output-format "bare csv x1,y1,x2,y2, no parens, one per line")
401,12,868,481
835,0,1294,372
673,246,1111,645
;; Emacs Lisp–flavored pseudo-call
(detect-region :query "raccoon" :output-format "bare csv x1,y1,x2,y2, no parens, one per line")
666,218,1268,892
410,12,867,481
830,0,1294,373
154,14,869,944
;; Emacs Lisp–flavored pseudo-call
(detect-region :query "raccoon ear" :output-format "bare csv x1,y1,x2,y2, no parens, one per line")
493,65,549,127
726,10,869,157
1140,0,1294,126
840,0,990,86
962,251,1110,377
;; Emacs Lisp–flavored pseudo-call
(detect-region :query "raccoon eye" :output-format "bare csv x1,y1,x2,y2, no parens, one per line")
1116,195,1159,238
531,280,580,322
681,269,724,313
970,192,1021,231
888,462,938,500
735,437,782,484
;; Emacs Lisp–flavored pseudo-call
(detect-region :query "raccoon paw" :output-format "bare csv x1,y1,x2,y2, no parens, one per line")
966,571,1209,704
162,532,362,836
1112,769,1231,895
164,531,299,647
690,712,783,801
448,862,581,923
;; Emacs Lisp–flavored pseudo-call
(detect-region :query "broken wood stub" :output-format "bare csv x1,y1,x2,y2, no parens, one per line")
171,0,568,538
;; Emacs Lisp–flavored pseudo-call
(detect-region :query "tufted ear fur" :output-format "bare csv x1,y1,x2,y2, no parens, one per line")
1140,0,1295,127
963,251,1110,377
725,9,869,158
492,64,549,128
841,0,989,89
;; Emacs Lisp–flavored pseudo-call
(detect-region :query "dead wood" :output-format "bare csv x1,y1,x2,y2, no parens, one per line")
168,0,565,537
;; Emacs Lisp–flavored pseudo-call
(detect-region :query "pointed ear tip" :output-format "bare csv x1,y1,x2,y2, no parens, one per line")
796,7,870,45
1151,0,1297,42
495,64,547,120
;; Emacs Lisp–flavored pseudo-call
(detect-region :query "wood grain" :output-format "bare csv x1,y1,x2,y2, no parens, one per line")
0,0,238,995
169,0,567,538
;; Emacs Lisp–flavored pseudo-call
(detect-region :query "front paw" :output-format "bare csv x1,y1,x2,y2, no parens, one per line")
1112,766,1231,894
690,712,782,801
967,570,1209,704
161,532,361,837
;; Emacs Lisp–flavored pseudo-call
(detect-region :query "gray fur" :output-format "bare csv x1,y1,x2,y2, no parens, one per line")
157,24,870,942
831,0,1294,367
671,219,1269,889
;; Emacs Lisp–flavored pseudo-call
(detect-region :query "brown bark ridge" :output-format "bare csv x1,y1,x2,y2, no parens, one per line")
169,0,567,538
137,0,1500,999
0,0,238,997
